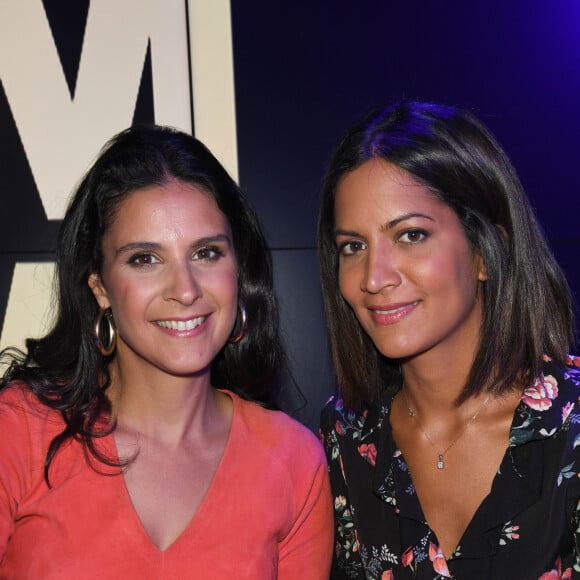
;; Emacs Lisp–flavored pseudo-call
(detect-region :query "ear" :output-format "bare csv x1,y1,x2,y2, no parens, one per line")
88,273,111,309
495,223,509,242
475,253,488,282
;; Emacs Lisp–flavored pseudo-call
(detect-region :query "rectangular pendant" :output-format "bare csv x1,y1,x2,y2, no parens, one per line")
437,455,444,469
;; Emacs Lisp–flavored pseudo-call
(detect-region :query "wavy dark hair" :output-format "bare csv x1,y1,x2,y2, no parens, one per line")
318,101,574,408
1,124,284,479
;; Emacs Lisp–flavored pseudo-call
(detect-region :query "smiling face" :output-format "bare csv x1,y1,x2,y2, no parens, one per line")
334,159,487,365
88,179,238,381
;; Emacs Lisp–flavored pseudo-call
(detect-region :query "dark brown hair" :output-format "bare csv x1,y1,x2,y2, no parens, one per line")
1,125,284,480
318,101,574,408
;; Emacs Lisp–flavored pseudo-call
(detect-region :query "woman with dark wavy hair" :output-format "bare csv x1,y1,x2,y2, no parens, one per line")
318,101,579,579
0,125,332,578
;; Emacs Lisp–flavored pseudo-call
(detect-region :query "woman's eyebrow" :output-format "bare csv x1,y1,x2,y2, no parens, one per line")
115,241,162,257
380,212,434,232
334,228,360,238
334,213,434,238
114,234,232,258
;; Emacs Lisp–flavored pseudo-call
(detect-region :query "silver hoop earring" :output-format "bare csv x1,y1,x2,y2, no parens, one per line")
94,308,117,356
229,301,247,343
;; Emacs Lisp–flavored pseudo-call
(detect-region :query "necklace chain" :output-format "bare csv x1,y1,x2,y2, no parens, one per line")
401,385,490,470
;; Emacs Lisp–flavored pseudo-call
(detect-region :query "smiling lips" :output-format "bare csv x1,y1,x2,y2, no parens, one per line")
368,301,419,325
155,316,207,331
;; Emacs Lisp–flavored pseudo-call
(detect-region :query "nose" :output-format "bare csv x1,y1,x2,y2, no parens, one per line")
361,244,401,294
163,262,201,305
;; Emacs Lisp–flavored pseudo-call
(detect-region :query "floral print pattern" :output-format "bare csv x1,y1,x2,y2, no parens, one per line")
522,374,559,411
429,542,452,577
321,357,580,579
357,443,377,466
538,556,572,579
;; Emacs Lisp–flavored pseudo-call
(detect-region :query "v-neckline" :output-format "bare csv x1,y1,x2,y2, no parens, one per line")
105,390,238,553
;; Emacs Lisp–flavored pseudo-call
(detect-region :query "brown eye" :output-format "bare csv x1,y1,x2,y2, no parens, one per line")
398,229,428,244
129,253,159,266
193,246,224,262
338,240,366,256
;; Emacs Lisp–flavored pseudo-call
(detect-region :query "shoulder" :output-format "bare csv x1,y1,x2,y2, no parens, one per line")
539,357,580,495
520,355,580,413
561,354,580,385
0,382,63,447
510,356,580,449
553,356,580,425
542,354,580,401
226,390,326,468
0,383,63,494
0,382,56,423
524,355,580,440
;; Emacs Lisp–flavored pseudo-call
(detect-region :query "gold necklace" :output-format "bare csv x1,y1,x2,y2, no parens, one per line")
401,385,491,470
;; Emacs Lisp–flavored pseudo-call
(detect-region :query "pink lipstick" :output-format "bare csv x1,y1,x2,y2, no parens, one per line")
368,301,419,325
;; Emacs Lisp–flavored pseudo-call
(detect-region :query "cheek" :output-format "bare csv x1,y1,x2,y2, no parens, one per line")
338,266,357,303
105,276,157,320
415,257,448,288
338,273,366,320
413,247,467,284
213,270,239,307
432,252,481,301
218,274,239,335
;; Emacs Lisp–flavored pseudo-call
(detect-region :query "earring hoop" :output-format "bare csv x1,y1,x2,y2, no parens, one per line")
94,308,117,356
229,301,247,343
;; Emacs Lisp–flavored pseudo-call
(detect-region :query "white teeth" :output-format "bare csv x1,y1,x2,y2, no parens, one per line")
156,317,205,331
374,301,419,315
375,306,407,315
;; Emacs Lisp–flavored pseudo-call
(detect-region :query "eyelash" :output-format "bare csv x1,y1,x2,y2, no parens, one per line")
337,229,429,256
338,240,366,256
193,246,224,262
128,253,159,267
397,229,429,244
127,245,225,267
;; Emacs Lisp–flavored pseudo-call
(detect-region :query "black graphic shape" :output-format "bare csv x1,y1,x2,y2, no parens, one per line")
132,40,155,126
0,81,60,253
42,0,91,99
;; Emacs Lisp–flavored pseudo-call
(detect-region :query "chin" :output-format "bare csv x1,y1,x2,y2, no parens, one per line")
373,340,421,361
163,366,212,379
155,356,214,378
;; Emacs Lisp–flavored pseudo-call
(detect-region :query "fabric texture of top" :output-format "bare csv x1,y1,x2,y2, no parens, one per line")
0,385,333,579
320,355,580,579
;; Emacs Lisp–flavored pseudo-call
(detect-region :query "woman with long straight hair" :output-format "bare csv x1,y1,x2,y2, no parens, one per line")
319,101,579,579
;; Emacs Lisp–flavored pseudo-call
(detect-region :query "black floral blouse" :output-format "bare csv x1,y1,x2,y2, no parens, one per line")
320,356,580,579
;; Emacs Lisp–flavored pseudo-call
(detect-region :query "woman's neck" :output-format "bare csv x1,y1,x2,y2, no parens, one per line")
105,359,225,445
400,353,476,416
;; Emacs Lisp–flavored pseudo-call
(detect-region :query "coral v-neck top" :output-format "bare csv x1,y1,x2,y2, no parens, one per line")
0,385,333,579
